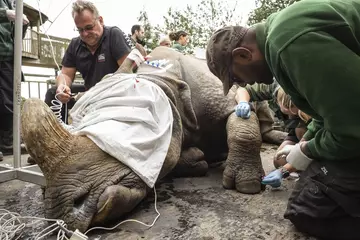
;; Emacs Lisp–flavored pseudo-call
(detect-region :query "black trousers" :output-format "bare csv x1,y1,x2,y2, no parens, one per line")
0,61,15,131
44,84,86,124
284,160,360,240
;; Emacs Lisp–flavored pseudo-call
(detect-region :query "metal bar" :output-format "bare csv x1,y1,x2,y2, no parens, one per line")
37,22,41,58
20,164,42,172
17,169,46,186
24,73,53,78
27,81,31,98
38,82,41,98
1,162,46,186
0,165,13,171
0,169,17,183
13,0,24,169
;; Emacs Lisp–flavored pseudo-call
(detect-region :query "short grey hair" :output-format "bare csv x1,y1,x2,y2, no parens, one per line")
72,1,100,19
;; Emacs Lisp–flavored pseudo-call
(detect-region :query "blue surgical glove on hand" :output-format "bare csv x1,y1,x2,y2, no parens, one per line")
261,169,282,188
235,101,251,119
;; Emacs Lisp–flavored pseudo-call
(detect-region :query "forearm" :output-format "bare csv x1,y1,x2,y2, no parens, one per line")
235,87,250,103
307,129,360,160
56,73,73,87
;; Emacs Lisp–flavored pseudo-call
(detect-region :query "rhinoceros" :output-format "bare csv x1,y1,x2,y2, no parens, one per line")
21,47,268,232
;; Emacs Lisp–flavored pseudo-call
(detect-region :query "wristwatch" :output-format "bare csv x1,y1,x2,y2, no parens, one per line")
280,167,290,179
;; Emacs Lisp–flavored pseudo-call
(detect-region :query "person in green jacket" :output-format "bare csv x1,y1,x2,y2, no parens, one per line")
169,30,188,53
234,81,287,145
206,0,360,239
0,0,28,160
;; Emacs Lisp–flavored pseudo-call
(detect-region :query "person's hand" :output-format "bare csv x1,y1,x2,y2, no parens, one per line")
56,84,71,103
274,144,295,160
286,143,313,171
127,49,145,67
6,10,29,25
261,169,283,188
235,101,251,119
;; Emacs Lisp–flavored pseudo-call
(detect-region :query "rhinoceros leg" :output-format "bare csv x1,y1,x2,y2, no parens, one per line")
171,147,209,177
255,101,287,145
223,112,264,194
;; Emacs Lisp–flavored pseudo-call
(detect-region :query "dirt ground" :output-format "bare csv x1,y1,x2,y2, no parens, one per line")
0,143,317,240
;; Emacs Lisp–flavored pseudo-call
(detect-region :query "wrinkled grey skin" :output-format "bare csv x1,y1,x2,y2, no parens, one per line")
21,47,263,232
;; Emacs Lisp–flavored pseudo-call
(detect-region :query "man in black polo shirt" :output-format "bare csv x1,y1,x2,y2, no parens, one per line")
33,1,130,165
44,0,130,118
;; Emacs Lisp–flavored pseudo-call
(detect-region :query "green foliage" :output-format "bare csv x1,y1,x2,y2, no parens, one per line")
137,0,242,54
137,10,160,52
247,0,300,25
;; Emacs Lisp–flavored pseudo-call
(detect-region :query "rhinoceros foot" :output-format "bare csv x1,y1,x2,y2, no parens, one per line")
91,183,148,227
171,147,208,177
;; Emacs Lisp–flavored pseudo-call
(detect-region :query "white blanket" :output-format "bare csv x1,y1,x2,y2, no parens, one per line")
68,73,173,188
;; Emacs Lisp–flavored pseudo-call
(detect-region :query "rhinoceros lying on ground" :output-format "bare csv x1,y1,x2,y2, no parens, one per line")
21,47,265,232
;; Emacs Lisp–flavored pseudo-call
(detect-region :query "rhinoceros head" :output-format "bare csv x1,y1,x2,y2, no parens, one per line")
21,98,154,232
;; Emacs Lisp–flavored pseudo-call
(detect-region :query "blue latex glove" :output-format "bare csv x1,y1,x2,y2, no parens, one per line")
261,169,282,188
235,101,251,119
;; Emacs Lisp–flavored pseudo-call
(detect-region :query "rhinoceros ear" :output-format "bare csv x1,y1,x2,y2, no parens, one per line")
21,98,74,180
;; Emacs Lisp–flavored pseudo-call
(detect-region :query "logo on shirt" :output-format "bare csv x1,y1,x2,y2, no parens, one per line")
321,166,328,175
98,53,105,62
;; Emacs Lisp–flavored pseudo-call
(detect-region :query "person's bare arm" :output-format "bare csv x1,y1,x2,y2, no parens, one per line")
56,66,75,86
235,87,251,104
117,53,129,67
55,66,76,103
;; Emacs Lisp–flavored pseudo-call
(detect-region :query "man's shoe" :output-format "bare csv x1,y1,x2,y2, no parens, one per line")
0,144,13,156
0,129,27,155
0,143,27,155
0,151,3,161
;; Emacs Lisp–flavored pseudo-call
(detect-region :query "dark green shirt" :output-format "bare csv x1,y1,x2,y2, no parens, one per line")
0,0,14,60
256,0,360,161
0,0,28,61
245,81,282,118
245,81,279,102
172,43,186,53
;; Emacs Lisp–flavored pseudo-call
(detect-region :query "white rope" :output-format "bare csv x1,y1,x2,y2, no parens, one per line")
0,209,69,240
0,186,160,239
